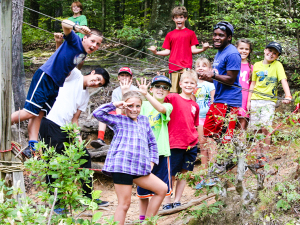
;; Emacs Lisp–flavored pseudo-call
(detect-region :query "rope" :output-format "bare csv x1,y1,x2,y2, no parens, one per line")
19,5,294,101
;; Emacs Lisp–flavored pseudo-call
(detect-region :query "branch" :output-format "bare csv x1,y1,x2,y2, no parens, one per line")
48,188,58,225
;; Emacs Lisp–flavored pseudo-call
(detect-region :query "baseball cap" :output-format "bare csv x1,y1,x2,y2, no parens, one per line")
214,21,234,36
266,42,282,55
151,75,172,87
118,67,133,76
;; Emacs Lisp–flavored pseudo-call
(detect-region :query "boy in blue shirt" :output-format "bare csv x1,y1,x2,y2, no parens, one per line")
11,20,103,157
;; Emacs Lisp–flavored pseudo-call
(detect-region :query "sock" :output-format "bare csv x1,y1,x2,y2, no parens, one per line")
28,140,38,151
98,131,105,140
139,215,145,221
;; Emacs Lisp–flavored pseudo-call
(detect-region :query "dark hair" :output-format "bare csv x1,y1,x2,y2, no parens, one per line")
71,1,83,14
171,6,188,18
85,28,103,38
90,68,110,87
236,38,253,81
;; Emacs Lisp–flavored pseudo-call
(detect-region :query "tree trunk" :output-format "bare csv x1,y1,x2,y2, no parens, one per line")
297,27,300,61
29,0,39,27
54,3,63,32
12,0,26,112
101,0,106,32
148,0,176,38
114,0,122,29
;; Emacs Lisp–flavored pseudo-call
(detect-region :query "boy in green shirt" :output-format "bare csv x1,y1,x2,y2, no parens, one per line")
68,1,87,39
136,76,173,220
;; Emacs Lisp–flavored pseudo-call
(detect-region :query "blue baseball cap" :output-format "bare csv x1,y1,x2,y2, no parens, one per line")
266,42,282,55
214,21,234,36
151,75,172,87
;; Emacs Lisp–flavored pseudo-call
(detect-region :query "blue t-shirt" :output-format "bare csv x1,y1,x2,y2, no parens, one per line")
212,44,242,107
40,31,86,87
194,81,215,118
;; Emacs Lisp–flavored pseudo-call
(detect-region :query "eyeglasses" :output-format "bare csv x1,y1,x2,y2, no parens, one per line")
153,84,170,91
213,25,227,31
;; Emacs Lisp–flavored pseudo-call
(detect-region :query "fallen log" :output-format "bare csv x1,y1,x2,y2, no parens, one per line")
87,145,110,159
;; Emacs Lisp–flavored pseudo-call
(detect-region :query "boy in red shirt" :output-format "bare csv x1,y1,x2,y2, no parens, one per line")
164,70,199,209
148,6,211,93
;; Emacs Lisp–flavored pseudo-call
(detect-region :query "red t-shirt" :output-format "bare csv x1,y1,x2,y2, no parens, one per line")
162,28,199,73
164,93,199,149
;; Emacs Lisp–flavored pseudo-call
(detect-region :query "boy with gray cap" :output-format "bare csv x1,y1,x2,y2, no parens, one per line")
248,41,291,168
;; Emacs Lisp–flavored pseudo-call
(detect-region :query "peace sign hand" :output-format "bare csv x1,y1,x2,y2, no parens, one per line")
113,101,134,110
137,78,151,96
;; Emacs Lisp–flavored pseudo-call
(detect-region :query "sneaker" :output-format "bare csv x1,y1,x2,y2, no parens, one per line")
95,199,110,207
23,145,34,159
173,202,181,208
90,139,106,149
54,208,70,215
162,203,173,210
195,179,206,190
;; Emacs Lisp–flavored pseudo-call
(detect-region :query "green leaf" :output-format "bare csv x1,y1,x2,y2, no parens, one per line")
92,211,103,222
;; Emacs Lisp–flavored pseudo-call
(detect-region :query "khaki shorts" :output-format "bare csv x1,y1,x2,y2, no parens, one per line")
169,69,186,93
249,100,276,129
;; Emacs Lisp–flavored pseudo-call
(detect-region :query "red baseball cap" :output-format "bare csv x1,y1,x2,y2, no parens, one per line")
118,67,133,76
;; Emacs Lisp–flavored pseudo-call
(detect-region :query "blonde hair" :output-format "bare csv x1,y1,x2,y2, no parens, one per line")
171,6,188,18
122,90,144,103
180,70,198,83
195,57,212,69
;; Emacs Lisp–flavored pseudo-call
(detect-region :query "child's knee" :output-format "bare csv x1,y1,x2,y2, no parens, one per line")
157,183,168,196
119,201,131,212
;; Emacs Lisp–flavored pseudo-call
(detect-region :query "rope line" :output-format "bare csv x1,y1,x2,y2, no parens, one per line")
19,4,294,101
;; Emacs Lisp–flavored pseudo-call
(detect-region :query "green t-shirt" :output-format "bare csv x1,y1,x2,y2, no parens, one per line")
141,101,173,157
68,15,88,39
251,60,287,102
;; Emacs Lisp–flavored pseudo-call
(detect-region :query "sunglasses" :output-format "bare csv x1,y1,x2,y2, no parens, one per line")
213,25,227,31
153,84,170,91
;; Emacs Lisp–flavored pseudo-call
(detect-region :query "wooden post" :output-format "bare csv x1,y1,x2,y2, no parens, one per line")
0,0,26,199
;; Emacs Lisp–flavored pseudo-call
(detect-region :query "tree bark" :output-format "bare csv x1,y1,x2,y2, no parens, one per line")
12,0,26,112
148,0,176,38
101,0,106,32
54,3,63,32
114,0,122,29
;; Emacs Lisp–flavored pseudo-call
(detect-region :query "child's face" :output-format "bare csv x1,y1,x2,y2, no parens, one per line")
125,97,142,122
196,62,211,78
118,73,132,84
237,42,251,61
179,77,197,95
72,5,82,14
82,35,102,54
264,47,279,63
150,82,170,101
86,72,106,88
172,15,187,30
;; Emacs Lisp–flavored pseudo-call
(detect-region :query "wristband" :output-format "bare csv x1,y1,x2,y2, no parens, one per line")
212,70,216,79
285,96,292,100
73,24,77,31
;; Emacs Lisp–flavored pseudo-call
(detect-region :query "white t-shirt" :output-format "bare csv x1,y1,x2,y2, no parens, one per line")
46,68,90,127
111,85,138,102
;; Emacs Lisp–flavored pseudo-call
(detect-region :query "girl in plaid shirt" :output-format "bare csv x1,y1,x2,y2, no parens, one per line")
93,90,167,225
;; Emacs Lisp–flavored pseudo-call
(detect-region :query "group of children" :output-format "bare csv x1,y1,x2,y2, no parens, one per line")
9,2,293,223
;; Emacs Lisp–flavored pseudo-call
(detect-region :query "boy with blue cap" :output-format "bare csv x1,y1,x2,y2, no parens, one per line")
136,75,173,219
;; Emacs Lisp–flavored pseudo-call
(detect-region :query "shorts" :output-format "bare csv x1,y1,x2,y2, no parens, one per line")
249,100,276,129
170,146,198,176
238,107,250,118
24,69,59,116
111,172,142,185
137,156,172,198
199,118,206,126
203,103,239,144
169,69,186,93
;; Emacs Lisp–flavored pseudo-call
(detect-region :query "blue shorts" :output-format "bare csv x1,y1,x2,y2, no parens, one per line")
24,69,59,116
170,146,198,176
137,156,172,198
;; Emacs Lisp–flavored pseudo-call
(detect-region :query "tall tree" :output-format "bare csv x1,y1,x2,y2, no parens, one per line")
148,0,176,38
12,0,26,112
102,0,106,32
29,0,39,26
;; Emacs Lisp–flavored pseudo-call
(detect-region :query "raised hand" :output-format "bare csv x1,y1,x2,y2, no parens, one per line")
77,25,91,35
202,42,213,51
148,46,157,54
54,33,63,43
137,78,150,96
113,101,134,110
120,78,132,95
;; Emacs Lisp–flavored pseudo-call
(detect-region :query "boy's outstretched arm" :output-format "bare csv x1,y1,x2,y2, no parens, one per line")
148,46,170,56
281,79,292,104
137,78,167,114
62,19,91,36
191,42,213,54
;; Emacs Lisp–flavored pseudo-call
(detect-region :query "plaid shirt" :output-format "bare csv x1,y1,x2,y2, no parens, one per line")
93,103,159,176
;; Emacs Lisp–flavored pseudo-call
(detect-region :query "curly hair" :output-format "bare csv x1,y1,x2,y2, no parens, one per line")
171,6,188,18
